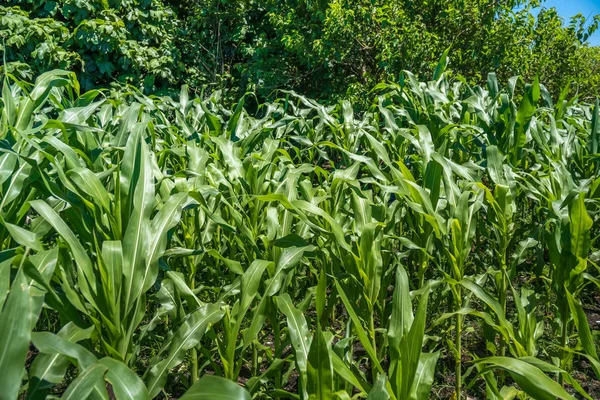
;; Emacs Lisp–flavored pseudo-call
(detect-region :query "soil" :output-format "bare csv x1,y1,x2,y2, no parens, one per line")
569,369,600,399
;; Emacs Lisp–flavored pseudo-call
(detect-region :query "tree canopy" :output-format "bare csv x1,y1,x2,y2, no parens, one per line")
2,0,599,100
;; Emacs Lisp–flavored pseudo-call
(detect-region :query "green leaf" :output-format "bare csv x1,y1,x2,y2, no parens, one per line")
367,375,390,400
122,131,155,315
4,222,43,251
433,47,450,80
212,137,244,179
275,294,310,385
29,200,96,304
146,192,189,290
565,289,598,360
306,327,334,400
240,260,271,315
146,303,224,398
99,357,149,400
408,352,439,400
180,375,251,400
590,99,600,154
399,283,430,400
61,364,107,400
330,352,370,394
0,153,17,186
31,332,97,369
27,323,94,400
272,233,309,248
316,268,327,321
0,269,38,399
569,192,592,273
69,168,112,211
334,280,383,374
1,159,32,210
388,266,413,395
475,357,576,400
2,77,16,126
266,245,315,297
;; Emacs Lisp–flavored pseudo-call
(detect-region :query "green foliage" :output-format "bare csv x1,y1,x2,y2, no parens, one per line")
1,0,179,91
169,0,600,101
3,0,600,101
0,64,599,399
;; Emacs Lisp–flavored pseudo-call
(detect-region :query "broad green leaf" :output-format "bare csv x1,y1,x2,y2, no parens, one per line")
2,77,16,126
146,303,224,398
121,131,154,315
99,357,149,400
399,284,430,400
565,289,598,360
69,168,112,211
61,364,108,400
31,332,97,369
4,222,43,251
27,323,94,400
475,357,576,400
0,270,38,399
334,280,383,374
367,375,390,400
408,352,439,400
275,293,310,390
180,375,251,400
306,327,334,400
29,200,96,302
266,245,315,296
330,352,370,393
0,153,17,186
569,192,592,272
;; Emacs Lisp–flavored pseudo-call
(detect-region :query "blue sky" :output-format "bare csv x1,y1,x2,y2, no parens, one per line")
538,0,600,45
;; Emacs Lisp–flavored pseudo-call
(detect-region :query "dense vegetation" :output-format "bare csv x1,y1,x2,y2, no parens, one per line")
2,0,600,399
3,0,600,100
0,56,599,399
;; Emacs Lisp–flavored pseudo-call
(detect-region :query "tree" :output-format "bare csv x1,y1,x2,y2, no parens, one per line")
2,0,599,100
1,0,181,92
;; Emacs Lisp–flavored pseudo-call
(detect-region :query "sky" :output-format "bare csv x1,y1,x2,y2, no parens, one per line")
538,0,600,45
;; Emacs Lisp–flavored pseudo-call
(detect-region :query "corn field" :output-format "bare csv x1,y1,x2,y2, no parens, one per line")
1,65,599,400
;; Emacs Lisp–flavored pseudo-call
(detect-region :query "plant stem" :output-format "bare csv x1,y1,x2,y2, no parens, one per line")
558,300,569,386
273,303,282,389
188,254,198,384
252,343,258,376
499,256,507,358
455,285,462,400
419,258,427,290
498,256,508,386
370,312,378,382
191,348,199,383
499,259,507,317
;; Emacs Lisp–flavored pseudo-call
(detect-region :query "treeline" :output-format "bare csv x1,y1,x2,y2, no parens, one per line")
2,0,600,100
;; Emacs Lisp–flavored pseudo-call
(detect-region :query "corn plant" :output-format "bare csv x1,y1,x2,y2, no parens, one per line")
0,63,598,400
